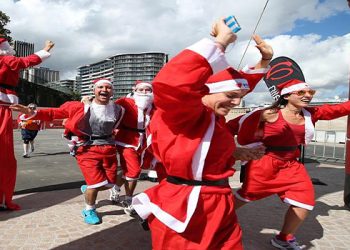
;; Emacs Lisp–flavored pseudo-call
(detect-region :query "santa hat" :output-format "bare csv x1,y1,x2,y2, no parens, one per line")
134,80,152,90
278,79,309,95
205,67,250,93
92,78,113,88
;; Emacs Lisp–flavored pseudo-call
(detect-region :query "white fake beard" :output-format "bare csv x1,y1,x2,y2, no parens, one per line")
0,41,15,56
133,93,153,109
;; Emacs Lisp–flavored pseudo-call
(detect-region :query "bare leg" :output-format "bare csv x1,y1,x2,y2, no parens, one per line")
125,180,137,197
85,186,110,205
280,205,309,235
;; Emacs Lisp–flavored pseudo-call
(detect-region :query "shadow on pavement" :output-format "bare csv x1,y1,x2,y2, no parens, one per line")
51,219,152,250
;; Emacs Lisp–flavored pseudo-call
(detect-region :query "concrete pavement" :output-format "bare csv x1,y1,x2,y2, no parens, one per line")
0,129,349,249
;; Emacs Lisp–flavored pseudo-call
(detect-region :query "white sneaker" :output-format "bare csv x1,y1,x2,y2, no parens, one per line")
121,200,136,216
109,188,120,203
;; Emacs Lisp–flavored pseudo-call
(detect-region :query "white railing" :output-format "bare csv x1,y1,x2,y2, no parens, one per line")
304,130,346,161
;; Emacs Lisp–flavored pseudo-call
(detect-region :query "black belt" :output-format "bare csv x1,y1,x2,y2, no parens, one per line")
0,83,17,91
167,176,229,187
121,125,145,133
82,134,113,141
266,145,299,152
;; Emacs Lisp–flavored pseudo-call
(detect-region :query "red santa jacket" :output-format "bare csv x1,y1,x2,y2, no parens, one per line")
132,38,268,233
23,101,124,140
114,97,153,149
0,51,50,104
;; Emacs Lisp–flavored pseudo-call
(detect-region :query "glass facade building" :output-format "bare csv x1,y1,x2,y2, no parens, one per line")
76,52,168,98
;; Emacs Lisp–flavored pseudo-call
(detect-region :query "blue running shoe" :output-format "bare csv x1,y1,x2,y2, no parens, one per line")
81,209,100,225
80,185,87,194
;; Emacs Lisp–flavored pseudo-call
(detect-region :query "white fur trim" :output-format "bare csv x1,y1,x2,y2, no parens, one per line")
187,38,229,74
283,197,314,210
234,190,252,203
136,82,152,89
241,65,270,74
280,83,309,95
132,113,215,232
132,186,201,233
302,108,314,145
192,113,215,180
94,79,112,87
124,176,139,181
34,50,51,61
0,92,18,104
115,141,138,149
19,110,38,120
205,79,249,93
87,180,109,189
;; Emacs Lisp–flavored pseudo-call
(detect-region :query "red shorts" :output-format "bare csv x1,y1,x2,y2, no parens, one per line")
236,155,315,210
117,146,142,180
148,192,243,250
76,145,117,188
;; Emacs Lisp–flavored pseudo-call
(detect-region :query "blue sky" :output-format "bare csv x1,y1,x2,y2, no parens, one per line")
287,10,350,38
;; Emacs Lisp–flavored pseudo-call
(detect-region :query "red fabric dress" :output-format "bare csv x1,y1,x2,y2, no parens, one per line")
132,38,267,249
231,102,350,210
114,97,153,180
0,50,50,210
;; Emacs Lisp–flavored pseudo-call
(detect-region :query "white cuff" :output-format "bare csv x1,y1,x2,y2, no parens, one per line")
241,65,270,74
187,38,229,74
34,50,51,61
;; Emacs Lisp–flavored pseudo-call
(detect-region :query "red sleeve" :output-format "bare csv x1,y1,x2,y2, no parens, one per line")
226,115,243,135
308,101,350,123
235,109,264,145
2,54,42,71
34,101,80,121
153,49,212,128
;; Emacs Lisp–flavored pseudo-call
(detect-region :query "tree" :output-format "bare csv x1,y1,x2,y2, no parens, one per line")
0,11,12,43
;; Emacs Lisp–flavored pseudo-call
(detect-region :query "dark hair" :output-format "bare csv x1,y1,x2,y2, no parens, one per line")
265,94,289,111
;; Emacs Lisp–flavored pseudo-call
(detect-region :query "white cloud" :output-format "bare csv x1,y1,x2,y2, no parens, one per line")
2,0,349,104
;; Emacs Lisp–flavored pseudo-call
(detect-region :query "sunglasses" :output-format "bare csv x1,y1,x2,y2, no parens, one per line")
291,89,316,96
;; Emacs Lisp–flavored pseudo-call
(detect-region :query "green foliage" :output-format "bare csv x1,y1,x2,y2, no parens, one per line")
0,11,12,43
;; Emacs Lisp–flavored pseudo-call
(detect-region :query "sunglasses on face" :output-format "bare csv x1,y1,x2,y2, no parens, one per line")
291,89,316,96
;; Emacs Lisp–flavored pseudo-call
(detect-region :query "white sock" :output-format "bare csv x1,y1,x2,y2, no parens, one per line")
23,144,29,155
113,185,121,192
85,204,96,210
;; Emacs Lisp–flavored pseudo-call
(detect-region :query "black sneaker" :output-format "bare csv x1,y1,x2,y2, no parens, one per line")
121,200,136,216
22,154,30,158
271,236,303,250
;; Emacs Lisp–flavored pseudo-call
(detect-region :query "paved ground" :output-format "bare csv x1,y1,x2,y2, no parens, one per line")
0,129,349,249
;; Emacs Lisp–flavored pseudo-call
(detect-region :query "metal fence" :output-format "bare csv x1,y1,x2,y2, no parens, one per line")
304,130,346,162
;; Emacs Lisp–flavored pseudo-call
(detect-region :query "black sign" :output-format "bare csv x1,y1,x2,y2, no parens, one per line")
264,56,305,100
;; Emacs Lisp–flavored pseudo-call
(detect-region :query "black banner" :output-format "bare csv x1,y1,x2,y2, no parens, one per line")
264,56,305,100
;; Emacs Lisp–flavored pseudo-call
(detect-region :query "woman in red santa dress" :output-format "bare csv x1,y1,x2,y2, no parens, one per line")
0,37,54,210
132,18,273,249
110,80,155,215
231,78,350,250
10,79,124,225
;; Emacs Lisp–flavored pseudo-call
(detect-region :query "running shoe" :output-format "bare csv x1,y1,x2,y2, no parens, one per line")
271,236,303,250
121,200,136,216
80,185,87,194
81,209,100,225
109,188,120,203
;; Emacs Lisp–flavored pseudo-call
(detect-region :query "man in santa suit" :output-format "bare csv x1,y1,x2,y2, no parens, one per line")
111,80,154,215
10,79,124,225
0,37,54,211
132,18,273,249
